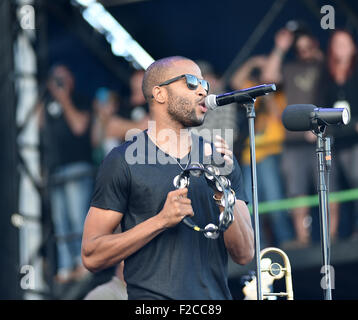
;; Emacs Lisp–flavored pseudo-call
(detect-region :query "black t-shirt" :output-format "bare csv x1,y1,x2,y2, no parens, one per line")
282,60,323,146
319,65,358,150
42,92,93,173
91,130,248,300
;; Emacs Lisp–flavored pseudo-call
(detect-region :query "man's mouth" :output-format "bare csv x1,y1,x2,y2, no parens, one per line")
198,101,207,113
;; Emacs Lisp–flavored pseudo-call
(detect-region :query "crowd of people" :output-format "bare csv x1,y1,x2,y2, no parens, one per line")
231,27,358,249
37,25,358,298
39,66,149,286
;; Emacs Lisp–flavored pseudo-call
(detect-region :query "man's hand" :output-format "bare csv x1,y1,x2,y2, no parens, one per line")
214,135,234,166
48,78,71,104
274,28,294,53
210,135,234,199
94,100,114,123
157,188,194,228
47,77,89,136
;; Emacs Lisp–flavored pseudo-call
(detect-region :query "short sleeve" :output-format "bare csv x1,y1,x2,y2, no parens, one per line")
90,147,130,213
228,156,249,204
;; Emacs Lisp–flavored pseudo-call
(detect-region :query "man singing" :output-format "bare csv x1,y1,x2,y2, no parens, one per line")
81,56,254,299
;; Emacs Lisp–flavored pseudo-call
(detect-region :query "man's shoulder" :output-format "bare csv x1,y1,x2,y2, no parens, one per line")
111,130,147,153
102,130,147,166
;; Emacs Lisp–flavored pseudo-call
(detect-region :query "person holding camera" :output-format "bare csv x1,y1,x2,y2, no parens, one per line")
40,64,93,284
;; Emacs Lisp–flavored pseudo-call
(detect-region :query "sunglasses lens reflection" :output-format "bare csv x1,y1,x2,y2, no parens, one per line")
185,75,209,92
201,80,209,92
186,75,198,90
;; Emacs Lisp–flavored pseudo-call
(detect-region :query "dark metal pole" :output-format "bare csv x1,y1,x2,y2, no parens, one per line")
245,100,263,300
316,131,333,300
0,0,22,300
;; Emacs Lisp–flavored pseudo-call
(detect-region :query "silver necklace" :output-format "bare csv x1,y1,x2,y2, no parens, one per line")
169,151,191,171
147,130,192,170
147,131,191,188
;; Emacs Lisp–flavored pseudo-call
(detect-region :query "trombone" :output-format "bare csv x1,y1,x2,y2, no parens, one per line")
243,247,294,300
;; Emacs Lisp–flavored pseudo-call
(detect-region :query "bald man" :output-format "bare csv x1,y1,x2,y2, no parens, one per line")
81,56,254,300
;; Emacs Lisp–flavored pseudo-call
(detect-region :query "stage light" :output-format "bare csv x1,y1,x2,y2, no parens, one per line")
73,0,154,69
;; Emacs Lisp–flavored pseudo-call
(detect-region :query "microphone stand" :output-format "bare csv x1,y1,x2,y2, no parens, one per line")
313,125,333,300
244,99,263,300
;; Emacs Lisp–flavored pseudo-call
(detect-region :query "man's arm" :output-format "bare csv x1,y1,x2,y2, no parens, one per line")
223,200,255,265
106,115,149,141
49,82,89,136
261,28,294,83
213,135,255,265
82,187,194,272
230,56,267,90
82,207,166,272
57,93,90,136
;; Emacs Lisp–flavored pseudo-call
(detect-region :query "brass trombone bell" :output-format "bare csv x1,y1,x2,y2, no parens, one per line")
260,247,294,300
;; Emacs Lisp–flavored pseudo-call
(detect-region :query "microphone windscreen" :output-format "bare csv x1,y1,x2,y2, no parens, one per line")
282,104,316,131
205,94,217,110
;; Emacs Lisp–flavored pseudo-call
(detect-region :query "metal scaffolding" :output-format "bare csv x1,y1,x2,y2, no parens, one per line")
14,0,45,299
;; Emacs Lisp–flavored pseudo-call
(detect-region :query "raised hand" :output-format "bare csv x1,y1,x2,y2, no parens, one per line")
274,28,294,53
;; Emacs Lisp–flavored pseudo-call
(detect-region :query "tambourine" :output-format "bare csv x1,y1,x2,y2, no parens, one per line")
173,163,235,239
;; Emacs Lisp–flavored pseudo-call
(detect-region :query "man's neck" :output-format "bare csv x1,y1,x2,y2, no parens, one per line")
147,121,191,159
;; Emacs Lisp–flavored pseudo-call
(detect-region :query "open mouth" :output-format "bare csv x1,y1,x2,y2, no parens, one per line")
198,101,207,113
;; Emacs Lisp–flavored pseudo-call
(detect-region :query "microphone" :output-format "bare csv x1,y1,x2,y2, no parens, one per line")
205,84,276,110
282,104,350,131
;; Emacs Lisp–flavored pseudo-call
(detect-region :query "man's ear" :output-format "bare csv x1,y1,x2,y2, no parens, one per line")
152,86,167,104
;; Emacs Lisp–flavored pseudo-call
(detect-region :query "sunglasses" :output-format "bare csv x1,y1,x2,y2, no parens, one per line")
158,74,210,93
